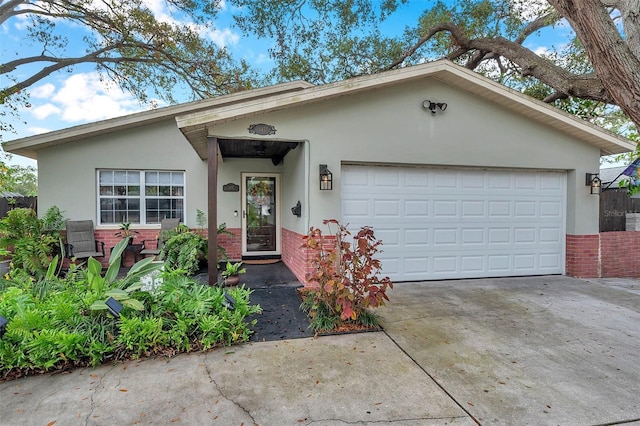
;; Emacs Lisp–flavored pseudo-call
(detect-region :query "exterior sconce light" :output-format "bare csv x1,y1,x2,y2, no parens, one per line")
422,100,447,114
291,200,302,217
105,297,123,318
586,173,602,195
0,315,7,338
319,164,333,190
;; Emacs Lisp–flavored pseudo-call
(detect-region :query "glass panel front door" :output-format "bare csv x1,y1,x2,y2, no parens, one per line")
243,175,279,254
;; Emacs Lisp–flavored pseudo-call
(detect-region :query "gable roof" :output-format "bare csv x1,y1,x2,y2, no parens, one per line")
2,81,313,159
176,60,635,159
3,60,635,160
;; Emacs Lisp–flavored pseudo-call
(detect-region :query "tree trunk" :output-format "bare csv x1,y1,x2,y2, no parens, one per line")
549,0,640,129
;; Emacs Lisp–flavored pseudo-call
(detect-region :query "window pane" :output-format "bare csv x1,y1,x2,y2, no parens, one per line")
146,186,158,196
128,186,140,196
159,199,170,209
146,172,158,184
159,172,171,184
146,211,159,223
128,199,140,210
172,172,184,185
127,172,140,184
100,199,114,209
159,186,171,196
100,186,114,196
115,185,126,196
128,212,140,223
114,171,127,184
100,171,113,184
147,199,159,209
101,211,114,223
171,187,183,196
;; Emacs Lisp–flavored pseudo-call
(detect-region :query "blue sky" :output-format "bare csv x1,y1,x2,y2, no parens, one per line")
1,0,569,168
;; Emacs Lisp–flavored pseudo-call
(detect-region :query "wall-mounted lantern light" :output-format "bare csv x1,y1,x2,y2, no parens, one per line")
586,173,602,195
291,200,302,217
422,100,447,114
320,164,333,190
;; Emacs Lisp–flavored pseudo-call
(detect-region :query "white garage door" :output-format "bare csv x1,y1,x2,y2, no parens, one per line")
342,165,566,281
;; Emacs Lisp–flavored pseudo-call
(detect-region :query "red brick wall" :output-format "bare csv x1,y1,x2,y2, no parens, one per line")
281,228,309,284
218,227,241,262
566,234,600,277
600,232,640,277
566,232,640,278
282,227,336,287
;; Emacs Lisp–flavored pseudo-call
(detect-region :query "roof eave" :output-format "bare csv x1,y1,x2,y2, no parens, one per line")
2,81,314,159
176,61,634,158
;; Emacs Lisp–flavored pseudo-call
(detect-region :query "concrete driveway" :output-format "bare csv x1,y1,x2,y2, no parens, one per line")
379,275,640,425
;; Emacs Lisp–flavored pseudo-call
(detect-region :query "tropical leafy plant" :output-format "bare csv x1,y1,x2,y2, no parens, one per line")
0,208,64,278
159,231,207,275
221,262,246,278
0,238,260,379
300,219,393,332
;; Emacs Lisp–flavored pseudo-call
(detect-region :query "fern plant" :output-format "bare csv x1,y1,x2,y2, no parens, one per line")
0,208,59,278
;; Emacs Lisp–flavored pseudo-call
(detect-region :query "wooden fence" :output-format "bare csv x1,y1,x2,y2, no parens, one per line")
0,196,38,219
600,189,640,232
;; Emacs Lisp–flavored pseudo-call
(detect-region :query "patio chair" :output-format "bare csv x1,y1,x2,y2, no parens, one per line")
65,220,105,260
140,218,181,258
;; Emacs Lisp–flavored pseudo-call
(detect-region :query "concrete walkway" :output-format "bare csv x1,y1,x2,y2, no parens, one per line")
1,275,639,425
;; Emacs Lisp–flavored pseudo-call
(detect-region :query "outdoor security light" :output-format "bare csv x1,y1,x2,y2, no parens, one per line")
586,173,602,195
105,297,123,318
222,292,236,311
422,100,447,114
0,315,7,338
319,164,333,190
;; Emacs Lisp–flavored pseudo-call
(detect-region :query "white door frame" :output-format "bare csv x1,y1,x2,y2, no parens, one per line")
241,173,282,257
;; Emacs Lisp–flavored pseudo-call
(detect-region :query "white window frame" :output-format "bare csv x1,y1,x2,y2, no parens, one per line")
97,169,186,225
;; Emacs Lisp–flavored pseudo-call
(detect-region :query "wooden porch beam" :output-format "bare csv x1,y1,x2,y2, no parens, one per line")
207,137,218,286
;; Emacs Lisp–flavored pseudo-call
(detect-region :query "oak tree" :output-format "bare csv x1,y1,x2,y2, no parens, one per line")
1,0,257,135
232,0,640,133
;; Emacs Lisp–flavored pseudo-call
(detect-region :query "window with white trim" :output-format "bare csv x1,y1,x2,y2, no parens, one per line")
98,170,185,225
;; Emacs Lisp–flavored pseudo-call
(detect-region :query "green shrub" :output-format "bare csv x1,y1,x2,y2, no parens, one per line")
0,242,260,380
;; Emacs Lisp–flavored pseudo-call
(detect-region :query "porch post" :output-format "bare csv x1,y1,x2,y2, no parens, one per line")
207,137,218,286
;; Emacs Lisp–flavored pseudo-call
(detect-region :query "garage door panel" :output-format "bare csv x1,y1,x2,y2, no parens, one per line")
342,165,566,281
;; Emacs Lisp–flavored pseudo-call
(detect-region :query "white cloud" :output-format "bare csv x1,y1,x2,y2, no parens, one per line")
203,26,240,47
31,103,61,119
26,126,52,135
22,72,146,126
30,83,56,99
48,73,142,123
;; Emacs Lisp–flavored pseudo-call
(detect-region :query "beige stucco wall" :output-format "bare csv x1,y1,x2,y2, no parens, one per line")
37,120,209,229
209,79,601,235
36,76,602,237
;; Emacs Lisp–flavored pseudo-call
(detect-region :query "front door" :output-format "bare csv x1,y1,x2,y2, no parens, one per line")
242,173,281,256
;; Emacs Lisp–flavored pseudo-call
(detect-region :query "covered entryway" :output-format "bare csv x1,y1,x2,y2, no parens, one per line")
342,164,566,281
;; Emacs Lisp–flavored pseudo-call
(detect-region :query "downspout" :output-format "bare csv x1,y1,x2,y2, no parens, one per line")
304,139,311,232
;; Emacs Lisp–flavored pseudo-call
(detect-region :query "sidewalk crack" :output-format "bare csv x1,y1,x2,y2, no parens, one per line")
203,353,257,425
